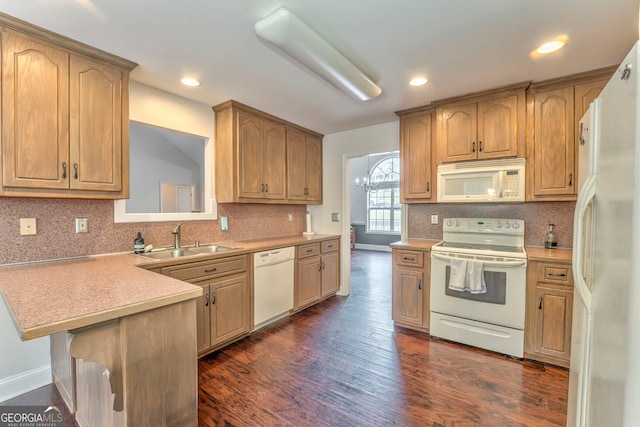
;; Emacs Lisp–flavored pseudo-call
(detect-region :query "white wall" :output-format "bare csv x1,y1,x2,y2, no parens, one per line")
308,120,399,296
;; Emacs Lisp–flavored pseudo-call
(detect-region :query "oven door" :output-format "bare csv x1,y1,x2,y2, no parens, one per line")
430,251,527,329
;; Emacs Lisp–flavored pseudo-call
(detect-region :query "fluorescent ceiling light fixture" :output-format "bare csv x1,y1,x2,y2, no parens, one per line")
536,38,567,54
255,7,382,101
180,77,200,87
410,76,428,87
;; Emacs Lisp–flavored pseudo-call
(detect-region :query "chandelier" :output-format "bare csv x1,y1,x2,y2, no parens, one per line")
355,169,380,193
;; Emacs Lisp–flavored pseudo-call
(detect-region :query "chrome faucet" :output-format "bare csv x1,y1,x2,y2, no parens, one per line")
171,222,186,248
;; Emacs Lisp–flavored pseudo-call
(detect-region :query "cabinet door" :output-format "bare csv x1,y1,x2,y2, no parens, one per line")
1,32,70,190
196,283,211,353
438,103,477,163
321,252,339,296
575,80,606,185
400,112,432,202
262,120,287,200
533,87,575,196
304,135,323,203
477,95,519,159
210,274,250,347
286,128,307,200
70,55,122,192
534,284,573,361
392,267,425,326
295,256,322,309
237,112,265,199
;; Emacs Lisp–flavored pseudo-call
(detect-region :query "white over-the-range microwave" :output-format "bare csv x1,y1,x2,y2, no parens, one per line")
436,158,525,203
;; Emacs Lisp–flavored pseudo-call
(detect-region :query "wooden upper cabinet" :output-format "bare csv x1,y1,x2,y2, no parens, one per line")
527,68,612,201
237,113,286,200
397,110,434,203
435,84,527,163
533,87,575,197
438,102,477,162
287,129,323,204
2,32,70,190
477,96,519,159
0,20,136,199
214,100,323,204
70,55,123,192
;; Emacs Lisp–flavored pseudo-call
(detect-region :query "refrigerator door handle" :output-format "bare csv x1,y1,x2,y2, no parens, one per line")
572,174,596,313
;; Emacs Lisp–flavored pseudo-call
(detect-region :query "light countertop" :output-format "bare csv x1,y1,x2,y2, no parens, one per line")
0,233,340,341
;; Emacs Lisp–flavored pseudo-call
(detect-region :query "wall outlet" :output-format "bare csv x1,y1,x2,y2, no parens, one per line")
331,213,340,222
220,216,229,231
20,218,37,236
75,218,89,233
288,213,293,221
431,214,439,225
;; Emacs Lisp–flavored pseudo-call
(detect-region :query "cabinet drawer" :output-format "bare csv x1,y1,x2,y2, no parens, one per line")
394,250,424,268
321,239,339,253
538,263,572,285
161,255,248,281
297,243,320,259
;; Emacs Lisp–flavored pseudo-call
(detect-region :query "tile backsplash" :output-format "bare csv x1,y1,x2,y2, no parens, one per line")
0,199,306,265
408,202,576,248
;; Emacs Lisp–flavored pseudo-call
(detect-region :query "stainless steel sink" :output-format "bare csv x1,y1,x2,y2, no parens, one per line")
140,249,191,259
186,245,238,254
138,245,239,259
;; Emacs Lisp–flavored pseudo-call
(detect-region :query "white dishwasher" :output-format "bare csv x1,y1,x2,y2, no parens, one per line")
253,246,295,330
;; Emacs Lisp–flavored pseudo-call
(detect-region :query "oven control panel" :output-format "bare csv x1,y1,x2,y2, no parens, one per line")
443,218,524,235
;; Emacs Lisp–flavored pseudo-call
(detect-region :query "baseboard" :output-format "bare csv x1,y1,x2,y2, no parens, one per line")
354,243,392,252
0,365,51,402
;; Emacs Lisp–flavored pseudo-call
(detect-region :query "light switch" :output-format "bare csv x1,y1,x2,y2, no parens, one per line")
431,214,438,225
331,213,340,222
20,218,37,236
220,216,229,231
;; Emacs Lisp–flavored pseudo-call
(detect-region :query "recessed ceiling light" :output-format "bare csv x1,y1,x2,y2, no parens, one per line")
410,76,428,87
536,39,566,54
180,77,200,87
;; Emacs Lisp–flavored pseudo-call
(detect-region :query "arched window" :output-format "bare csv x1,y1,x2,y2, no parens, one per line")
368,155,400,233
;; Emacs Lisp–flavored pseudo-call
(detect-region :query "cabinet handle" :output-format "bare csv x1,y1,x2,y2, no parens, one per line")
204,268,217,273
418,279,422,290
403,256,415,262
548,273,567,277
472,141,476,153
569,173,573,186
318,262,323,271
261,183,265,192
73,163,78,180
265,183,269,193
539,296,543,310
479,141,483,152
205,293,209,307
62,162,67,179
211,291,216,305
426,182,430,192
306,248,313,253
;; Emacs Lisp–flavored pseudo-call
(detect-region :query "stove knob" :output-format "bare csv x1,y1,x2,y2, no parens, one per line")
446,219,453,226
504,222,511,229
495,221,502,228
455,220,460,226
512,222,521,230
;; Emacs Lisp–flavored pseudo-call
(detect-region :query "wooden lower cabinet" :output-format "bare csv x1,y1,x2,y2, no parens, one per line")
159,254,251,357
525,260,574,367
294,239,340,311
391,248,430,331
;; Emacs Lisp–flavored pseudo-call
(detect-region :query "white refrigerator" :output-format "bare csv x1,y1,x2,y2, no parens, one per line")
569,41,640,426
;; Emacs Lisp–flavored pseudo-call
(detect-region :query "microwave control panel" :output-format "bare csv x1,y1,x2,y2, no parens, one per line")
503,170,522,199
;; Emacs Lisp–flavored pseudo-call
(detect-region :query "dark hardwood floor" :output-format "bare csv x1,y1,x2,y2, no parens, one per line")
198,250,568,427
2,249,569,426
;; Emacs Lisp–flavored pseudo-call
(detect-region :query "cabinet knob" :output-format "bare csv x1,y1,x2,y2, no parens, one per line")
62,162,67,179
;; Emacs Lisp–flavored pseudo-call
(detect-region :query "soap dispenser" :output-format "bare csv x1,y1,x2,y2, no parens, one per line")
134,232,145,254
544,224,557,249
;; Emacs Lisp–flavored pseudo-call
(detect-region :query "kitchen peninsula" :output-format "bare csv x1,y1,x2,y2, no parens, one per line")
0,254,202,426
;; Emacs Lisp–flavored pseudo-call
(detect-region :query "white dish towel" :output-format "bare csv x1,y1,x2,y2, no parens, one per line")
467,260,487,294
448,258,468,291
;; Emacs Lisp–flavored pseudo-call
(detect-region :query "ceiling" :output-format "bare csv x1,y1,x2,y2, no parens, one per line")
2,0,638,135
